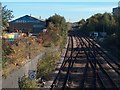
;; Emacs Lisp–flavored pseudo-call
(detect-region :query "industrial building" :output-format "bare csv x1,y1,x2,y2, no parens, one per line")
113,7,120,14
9,15,46,33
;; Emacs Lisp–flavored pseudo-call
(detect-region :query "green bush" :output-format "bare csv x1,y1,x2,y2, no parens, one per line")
102,35,117,47
42,30,61,47
19,75,38,89
37,51,60,78
102,35,120,56
43,14,68,48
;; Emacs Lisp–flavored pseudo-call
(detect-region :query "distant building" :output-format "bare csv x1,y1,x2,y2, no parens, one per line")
90,32,98,38
99,32,107,37
89,31,107,39
72,22,79,28
113,7,120,14
9,15,46,33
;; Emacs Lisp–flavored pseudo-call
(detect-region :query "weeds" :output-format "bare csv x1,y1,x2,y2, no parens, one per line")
37,51,61,78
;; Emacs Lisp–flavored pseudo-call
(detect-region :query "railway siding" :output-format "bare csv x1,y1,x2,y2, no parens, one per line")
51,34,120,89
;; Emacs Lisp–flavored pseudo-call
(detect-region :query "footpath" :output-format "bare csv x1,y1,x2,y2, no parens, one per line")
1,39,68,89
1,52,44,88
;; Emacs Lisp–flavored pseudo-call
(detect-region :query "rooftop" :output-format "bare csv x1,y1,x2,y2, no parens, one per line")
10,15,45,23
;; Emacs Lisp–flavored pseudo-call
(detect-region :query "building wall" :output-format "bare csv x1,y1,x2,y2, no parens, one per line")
9,15,46,33
113,7,120,14
9,22,46,33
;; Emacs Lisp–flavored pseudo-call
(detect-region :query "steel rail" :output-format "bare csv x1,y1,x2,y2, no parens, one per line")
85,37,120,76
87,37,120,68
81,37,119,89
51,36,71,90
78,37,106,88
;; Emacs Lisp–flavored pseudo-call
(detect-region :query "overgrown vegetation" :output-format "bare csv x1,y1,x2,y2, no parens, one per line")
19,75,38,89
19,50,61,89
2,13,69,88
37,51,61,78
29,14,69,88
2,4,14,31
36,14,68,80
2,37,43,77
2,13,69,78
79,13,116,35
78,12,120,56
2,39,13,68
43,14,68,48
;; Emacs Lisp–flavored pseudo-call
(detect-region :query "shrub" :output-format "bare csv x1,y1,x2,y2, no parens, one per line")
2,39,14,67
2,36,43,76
37,51,60,78
19,75,38,89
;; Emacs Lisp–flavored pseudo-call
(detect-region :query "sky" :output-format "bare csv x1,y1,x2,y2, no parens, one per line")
1,0,120,22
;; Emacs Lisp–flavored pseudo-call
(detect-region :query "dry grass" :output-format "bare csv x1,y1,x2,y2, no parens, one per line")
2,36,44,77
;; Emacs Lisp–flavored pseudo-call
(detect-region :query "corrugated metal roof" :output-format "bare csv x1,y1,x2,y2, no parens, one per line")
10,15,45,23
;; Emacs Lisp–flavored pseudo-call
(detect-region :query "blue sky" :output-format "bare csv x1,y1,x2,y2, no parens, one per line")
2,1,119,22
1,0,120,2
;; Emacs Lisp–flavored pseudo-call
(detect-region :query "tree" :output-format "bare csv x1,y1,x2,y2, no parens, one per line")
79,13,116,35
101,13,116,35
46,14,68,36
45,14,68,47
113,10,120,50
113,10,120,35
2,4,14,30
78,19,85,26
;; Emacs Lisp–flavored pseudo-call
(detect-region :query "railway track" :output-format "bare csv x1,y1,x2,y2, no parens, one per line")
79,37,119,89
50,34,120,90
51,35,74,89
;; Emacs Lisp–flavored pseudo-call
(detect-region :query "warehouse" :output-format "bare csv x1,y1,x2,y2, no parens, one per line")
9,15,46,33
